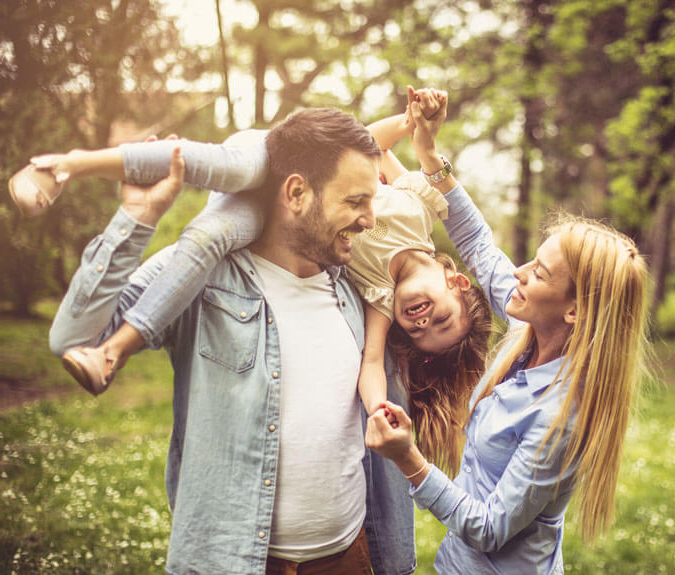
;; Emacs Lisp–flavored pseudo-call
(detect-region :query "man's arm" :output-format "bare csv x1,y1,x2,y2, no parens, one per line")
50,147,185,355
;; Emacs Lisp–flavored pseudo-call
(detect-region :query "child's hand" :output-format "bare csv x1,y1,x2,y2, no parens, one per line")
407,85,448,157
30,153,73,184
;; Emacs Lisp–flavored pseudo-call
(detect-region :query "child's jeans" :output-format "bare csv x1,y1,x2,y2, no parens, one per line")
119,130,269,347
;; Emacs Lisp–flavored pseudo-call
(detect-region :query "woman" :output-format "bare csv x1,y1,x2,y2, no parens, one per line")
366,90,652,573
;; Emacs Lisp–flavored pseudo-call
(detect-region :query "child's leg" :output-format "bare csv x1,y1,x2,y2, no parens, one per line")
62,191,265,395
121,129,269,192
123,191,264,347
9,129,268,216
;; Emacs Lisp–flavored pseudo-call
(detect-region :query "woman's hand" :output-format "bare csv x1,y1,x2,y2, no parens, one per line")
407,85,448,157
366,401,431,485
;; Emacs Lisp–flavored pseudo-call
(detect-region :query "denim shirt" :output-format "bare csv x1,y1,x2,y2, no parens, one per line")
411,184,577,574
49,208,416,575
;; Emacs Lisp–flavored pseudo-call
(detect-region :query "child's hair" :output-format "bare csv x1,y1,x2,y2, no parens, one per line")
471,214,651,541
387,252,493,475
264,107,381,199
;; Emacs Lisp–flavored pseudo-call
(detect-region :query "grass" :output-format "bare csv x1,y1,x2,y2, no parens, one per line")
1,314,674,574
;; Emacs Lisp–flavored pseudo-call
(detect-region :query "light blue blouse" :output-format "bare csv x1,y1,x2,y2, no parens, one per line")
415,183,578,574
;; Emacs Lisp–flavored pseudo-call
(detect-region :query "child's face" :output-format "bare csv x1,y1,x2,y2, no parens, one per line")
393,265,471,354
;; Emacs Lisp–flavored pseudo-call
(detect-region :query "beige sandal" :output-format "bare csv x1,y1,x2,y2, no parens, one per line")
62,347,117,396
8,161,68,217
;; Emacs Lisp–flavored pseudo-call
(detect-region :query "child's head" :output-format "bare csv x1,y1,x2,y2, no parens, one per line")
392,253,487,353
388,252,492,472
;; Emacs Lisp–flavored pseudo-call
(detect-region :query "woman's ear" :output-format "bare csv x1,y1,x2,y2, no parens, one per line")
445,270,471,291
563,301,577,325
282,174,312,215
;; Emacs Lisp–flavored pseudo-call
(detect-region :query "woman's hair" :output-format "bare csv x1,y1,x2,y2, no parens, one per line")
472,214,651,541
387,252,493,475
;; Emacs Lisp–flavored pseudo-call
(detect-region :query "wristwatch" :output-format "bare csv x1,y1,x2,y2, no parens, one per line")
422,155,453,184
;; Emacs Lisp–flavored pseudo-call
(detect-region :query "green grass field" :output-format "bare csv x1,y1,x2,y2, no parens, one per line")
1,312,674,574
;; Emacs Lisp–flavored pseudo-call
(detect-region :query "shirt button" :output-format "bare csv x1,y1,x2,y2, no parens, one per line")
272,371,279,379
240,311,247,319
493,393,498,400
268,425,276,432
258,531,266,539
264,479,271,486
120,228,127,236
341,301,346,307
464,465,472,473
267,317,273,324
96,264,104,272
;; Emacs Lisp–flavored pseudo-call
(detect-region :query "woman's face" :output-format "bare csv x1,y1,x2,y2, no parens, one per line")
393,262,471,354
506,234,576,332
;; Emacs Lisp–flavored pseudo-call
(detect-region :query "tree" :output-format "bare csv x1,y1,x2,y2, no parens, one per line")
0,0,203,315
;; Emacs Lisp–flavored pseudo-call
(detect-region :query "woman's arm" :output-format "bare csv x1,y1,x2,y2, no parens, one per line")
367,401,577,553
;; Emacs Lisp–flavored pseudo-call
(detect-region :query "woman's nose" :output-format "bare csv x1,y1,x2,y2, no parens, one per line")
415,317,428,327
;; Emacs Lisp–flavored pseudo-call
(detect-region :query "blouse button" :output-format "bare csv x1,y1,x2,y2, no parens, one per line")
268,425,276,432
240,311,247,319
96,265,104,273
264,479,271,486
258,531,266,539
464,465,472,473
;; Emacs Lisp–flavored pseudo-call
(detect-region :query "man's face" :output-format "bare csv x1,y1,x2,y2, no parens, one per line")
289,149,379,267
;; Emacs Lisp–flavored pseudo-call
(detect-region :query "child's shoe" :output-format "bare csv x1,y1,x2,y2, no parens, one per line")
62,346,117,396
8,158,69,217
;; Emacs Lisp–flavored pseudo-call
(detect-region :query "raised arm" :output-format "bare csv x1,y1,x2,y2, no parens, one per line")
408,86,517,322
49,148,186,355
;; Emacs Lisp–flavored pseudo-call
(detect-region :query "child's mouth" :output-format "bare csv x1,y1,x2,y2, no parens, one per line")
405,301,430,317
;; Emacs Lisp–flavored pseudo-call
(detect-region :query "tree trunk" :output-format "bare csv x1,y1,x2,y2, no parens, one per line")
650,195,674,313
214,0,236,129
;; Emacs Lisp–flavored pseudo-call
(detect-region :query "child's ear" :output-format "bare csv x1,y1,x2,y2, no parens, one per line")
445,270,471,291
283,174,313,215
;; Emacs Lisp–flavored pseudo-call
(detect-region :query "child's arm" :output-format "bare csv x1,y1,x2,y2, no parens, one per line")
358,304,392,415
367,113,412,152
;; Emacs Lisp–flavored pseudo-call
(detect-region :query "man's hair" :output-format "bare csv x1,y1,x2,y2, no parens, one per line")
264,108,381,198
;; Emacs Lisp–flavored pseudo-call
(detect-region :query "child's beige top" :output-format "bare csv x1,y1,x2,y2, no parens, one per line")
347,172,449,321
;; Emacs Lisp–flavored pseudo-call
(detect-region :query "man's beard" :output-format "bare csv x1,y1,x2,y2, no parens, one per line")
285,198,344,267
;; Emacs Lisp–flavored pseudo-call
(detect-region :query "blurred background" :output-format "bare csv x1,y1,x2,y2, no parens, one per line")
1,0,674,573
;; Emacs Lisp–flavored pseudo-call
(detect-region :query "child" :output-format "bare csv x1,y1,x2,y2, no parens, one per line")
8,88,492,472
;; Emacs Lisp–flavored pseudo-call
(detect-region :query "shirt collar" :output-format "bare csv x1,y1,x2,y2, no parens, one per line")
516,354,567,395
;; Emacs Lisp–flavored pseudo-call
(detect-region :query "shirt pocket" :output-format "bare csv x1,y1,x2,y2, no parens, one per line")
198,286,262,372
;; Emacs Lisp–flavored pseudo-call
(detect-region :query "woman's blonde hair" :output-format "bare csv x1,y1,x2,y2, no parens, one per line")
472,214,651,541
388,252,493,475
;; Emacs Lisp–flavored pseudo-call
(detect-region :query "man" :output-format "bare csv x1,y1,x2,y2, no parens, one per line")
49,109,415,574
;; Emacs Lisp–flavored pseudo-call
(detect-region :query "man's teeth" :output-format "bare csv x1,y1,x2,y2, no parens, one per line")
339,231,352,240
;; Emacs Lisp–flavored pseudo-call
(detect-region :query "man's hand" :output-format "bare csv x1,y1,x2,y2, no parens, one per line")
121,143,185,227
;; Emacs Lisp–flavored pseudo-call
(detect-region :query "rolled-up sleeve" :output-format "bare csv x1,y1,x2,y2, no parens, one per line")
49,207,165,355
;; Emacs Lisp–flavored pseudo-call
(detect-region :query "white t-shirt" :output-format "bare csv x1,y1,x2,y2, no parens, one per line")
251,254,366,562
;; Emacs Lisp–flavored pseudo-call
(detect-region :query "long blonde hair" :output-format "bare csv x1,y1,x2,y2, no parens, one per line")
472,215,651,541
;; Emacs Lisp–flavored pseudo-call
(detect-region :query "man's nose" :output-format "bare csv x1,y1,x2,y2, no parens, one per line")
357,203,375,230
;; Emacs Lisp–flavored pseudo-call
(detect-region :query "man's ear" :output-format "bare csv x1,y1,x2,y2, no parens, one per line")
563,301,577,325
282,174,313,215
445,270,471,291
